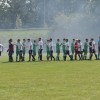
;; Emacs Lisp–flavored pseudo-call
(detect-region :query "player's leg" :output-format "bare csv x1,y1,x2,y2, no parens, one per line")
78,51,81,60
32,50,35,61
52,50,55,61
20,50,23,61
75,50,78,60
0,51,1,57
39,49,42,61
93,49,98,60
56,51,59,61
11,52,13,62
29,50,32,61
46,50,48,61
16,51,19,62
22,50,25,61
98,47,100,59
89,48,93,60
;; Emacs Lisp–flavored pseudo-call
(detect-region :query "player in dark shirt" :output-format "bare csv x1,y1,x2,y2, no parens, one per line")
7,39,14,62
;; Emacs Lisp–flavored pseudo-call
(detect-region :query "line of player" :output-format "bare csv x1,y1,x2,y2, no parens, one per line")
0,37,100,62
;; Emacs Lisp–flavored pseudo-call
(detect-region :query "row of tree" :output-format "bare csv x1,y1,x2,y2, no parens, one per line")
0,0,100,29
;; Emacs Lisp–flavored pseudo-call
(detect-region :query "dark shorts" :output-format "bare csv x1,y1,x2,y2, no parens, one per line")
78,51,81,54
29,50,32,55
0,51,1,56
93,49,96,53
9,51,13,56
66,50,69,55
38,49,42,55
20,50,23,55
89,48,93,53
50,50,53,56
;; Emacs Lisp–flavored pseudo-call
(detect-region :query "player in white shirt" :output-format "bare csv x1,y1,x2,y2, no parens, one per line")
48,38,55,61
66,39,72,60
78,40,83,60
27,39,33,61
38,38,43,61
0,42,4,57
91,38,98,60
16,39,23,62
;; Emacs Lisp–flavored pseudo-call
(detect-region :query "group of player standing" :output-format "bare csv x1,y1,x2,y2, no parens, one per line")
0,37,100,62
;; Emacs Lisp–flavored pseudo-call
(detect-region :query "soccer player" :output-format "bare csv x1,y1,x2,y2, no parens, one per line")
32,40,37,61
46,39,50,61
71,39,75,60
56,39,61,61
62,39,66,61
27,39,32,61
98,37,100,59
66,39,71,60
7,39,14,62
16,39,23,62
78,40,83,60
38,38,43,61
75,39,79,60
84,39,89,60
89,39,93,60
92,38,98,60
0,42,4,57
22,39,26,61
49,38,55,61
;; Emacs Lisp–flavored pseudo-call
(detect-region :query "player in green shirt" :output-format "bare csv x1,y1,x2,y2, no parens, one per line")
84,39,89,60
62,39,66,61
32,40,37,61
56,39,61,61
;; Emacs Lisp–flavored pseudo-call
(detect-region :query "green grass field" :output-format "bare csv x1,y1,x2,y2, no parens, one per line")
0,56,100,100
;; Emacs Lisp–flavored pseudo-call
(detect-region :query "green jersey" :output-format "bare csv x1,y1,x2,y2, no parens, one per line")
46,43,50,56
22,42,26,51
46,43,50,52
33,43,37,52
56,42,60,53
84,42,88,50
71,42,75,50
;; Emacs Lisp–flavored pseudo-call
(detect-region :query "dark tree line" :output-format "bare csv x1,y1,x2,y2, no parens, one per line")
0,0,100,29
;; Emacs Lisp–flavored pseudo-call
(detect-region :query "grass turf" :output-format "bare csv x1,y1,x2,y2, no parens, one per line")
0,56,100,100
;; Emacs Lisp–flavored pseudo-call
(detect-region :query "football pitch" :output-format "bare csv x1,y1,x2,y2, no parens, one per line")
0,57,100,100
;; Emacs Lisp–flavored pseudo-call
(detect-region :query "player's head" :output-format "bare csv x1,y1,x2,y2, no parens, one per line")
50,38,52,42
28,39,30,42
76,39,78,42
73,39,75,42
57,39,60,42
34,40,36,43
91,38,94,41
63,38,65,41
39,38,41,41
86,39,88,42
9,39,12,43
78,39,80,43
23,39,26,42
17,39,20,42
